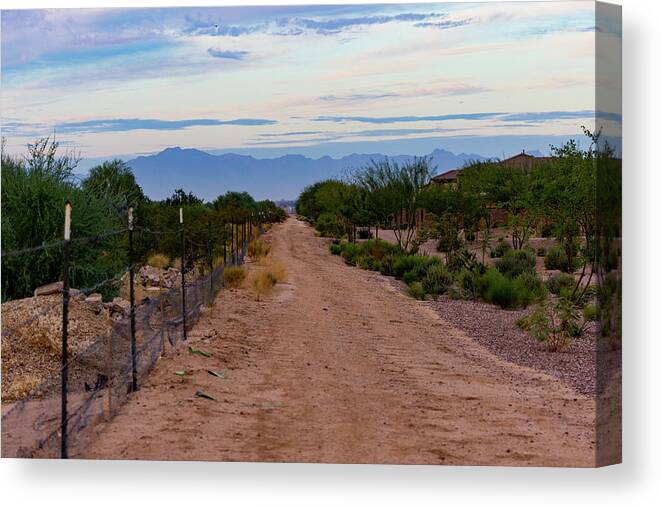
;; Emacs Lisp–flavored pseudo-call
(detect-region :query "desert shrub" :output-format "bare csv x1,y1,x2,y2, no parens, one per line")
478,269,538,309
147,253,170,269
481,271,520,309
378,253,400,276
454,268,480,300
583,304,599,322
490,239,512,258
516,272,547,304
401,255,442,284
248,238,271,258
329,243,343,255
362,239,398,261
223,266,246,288
495,249,536,278
597,272,621,343
544,246,576,272
393,255,419,279
393,254,440,281
355,255,375,270
340,243,361,265
315,212,345,238
251,271,277,300
545,273,575,295
421,264,453,296
536,247,547,257
407,282,426,300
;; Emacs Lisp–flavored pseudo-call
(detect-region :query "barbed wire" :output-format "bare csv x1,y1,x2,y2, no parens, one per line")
1,228,128,258
0,240,67,258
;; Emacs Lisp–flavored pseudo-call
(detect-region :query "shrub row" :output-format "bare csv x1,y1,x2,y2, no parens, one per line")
330,240,547,309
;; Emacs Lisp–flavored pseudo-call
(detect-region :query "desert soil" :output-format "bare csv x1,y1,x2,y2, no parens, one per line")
83,218,596,466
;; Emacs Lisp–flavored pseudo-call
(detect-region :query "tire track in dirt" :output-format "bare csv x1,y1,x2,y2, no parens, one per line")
83,218,595,466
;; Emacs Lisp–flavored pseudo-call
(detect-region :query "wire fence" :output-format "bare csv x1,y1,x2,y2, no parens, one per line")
1,207,258,458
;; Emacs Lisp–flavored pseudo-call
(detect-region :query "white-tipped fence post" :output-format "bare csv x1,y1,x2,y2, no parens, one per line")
61,201,72,459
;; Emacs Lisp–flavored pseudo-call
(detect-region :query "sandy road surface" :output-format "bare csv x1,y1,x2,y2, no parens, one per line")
84,218,595,465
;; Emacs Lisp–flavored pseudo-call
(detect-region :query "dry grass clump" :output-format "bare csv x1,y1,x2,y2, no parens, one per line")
4,373,42,401
251,271,278,300
147,253,170,269
249,259,286,301
223,266,246,288
248,238,271,259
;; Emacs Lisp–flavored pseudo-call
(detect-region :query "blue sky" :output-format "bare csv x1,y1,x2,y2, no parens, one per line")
1,2,621,162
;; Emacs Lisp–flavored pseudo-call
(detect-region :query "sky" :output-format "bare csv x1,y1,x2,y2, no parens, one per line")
1,2,621,164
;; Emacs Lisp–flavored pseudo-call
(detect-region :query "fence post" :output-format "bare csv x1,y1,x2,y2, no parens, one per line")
60,201,72,459
223,227,227,266
180,208,187,341
128,207,138,392
231,217,235,265
207,220,213,304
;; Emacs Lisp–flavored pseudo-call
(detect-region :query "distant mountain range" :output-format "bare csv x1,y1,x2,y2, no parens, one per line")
126,147,488,201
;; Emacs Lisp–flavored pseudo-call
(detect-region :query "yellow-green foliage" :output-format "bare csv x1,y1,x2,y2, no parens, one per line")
251,271,277,300
250,260,286,300
147,253,170,269
223,266,246,288
248,238,271,258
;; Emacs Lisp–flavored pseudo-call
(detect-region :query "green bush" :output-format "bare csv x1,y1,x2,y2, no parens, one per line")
490,239,512,258
340,243,361,265
392,255,420,279
495,249,536,278
378,253,400,276
315,212,345,238
544,246,576,272
454,268,480,300
421,264,453,296
407,282,426,300
516,272,548,304
1,140,126,301
329,243,343,255
545,273,575,295
583,304,599,322
355,255,375,270
477,268,540,309
362,238,399,261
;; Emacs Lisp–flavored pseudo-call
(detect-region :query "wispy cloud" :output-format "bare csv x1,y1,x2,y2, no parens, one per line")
318,92,399,102
313,110,613,125
53,117,276,134
257,130,324,138
207,48,249,60
282,13,441,35
249,127,455,146
414,18,473,30
313,113,502,124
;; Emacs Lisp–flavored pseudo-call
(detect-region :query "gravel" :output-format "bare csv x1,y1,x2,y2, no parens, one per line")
423,296,620,396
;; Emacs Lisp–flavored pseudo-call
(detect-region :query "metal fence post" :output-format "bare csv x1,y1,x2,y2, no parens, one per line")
223,228,227,266
180,208,187,341
61,201,72,459
128,207,137,392
231,218,235,265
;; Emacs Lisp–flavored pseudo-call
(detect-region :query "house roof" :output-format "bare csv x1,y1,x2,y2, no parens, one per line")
431,169,460,183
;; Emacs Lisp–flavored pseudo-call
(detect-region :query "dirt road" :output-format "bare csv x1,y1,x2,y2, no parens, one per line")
84,218,595,466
